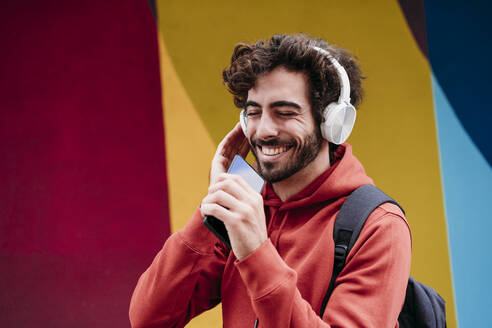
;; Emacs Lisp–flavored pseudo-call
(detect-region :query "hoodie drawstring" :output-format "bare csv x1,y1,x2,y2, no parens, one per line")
272,210,289,249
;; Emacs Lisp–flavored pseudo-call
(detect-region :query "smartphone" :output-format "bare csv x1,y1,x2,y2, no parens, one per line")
203,155,265,249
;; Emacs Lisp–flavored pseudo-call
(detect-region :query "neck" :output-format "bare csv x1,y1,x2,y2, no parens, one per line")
272,141,331,202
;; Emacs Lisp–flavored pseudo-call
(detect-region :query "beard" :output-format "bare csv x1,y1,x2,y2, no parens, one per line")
250,129,323,183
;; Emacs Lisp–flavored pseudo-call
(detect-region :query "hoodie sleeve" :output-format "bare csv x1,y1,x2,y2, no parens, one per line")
129,208,228,328
235,205,411,328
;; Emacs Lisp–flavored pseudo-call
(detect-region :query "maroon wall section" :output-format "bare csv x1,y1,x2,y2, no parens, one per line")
0,1,170,326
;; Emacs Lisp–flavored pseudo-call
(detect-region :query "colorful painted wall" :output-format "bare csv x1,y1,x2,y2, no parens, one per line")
1,1,490,327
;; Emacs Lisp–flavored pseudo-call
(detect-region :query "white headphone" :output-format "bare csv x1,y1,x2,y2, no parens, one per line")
239,45,356,145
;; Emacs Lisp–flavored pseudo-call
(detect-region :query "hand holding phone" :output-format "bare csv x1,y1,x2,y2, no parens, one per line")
203,155,265,249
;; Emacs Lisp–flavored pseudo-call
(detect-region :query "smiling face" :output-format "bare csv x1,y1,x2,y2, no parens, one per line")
245,66,325,183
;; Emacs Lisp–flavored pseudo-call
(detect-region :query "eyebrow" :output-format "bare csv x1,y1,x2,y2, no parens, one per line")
270,100,301,109
244,100,301,109
244,100,261,108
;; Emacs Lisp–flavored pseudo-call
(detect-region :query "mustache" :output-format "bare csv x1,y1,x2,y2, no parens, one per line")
251,137,295,147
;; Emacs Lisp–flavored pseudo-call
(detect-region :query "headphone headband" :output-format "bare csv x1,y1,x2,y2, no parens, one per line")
311,46,351,104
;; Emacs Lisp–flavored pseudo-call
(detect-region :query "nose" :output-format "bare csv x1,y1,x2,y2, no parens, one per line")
255,112,279,140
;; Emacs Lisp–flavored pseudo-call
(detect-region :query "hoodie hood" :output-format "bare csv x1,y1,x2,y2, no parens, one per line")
262,143,373,211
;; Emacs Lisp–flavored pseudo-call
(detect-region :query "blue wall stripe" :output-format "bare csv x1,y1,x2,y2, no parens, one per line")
424,0,492,167
431,74,492,327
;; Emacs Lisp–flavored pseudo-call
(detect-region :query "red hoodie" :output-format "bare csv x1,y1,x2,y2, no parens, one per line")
129,144,411,328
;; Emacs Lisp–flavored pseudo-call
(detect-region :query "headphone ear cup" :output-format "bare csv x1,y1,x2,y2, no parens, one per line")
239,110,248,136
321,102,356,144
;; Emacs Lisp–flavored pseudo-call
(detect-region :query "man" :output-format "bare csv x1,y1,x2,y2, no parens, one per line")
129,34,411,327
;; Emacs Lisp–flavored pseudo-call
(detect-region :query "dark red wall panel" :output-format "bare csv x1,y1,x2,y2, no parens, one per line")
0,1,170,326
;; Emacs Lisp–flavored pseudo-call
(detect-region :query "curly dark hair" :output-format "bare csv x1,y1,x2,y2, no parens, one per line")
222,34,364,128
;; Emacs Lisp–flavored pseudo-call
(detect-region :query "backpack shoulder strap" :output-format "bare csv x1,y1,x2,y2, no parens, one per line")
319,184,404,317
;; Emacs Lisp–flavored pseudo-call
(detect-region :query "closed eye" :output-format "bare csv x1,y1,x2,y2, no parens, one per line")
278,112,297,117
246,110,261,117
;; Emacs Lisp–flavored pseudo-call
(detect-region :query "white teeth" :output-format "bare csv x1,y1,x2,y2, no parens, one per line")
261,146,288,155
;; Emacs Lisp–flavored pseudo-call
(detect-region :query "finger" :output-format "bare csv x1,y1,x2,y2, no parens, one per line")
218,123,246,159
224,174,264,211
209,176,245,202
210,124,245,178
225,173,257,195
235,123,250,158
216,123,240,150
237,139,250,159
212,174,257,200
200,203,235,224
202,189,241,211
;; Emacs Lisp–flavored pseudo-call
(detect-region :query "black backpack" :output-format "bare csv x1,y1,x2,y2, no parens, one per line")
319,184,446,328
